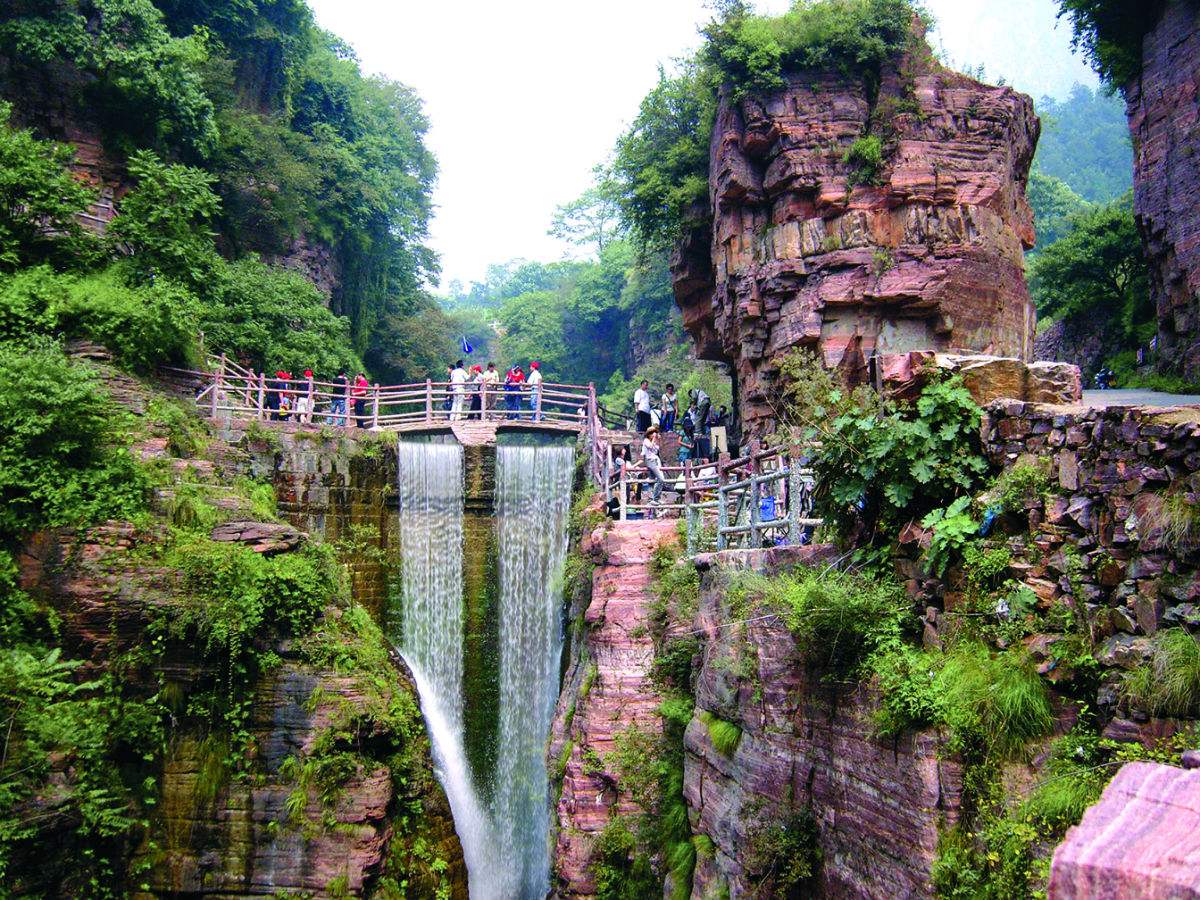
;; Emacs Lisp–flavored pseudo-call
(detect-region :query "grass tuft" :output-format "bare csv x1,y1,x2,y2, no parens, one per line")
1122,628,1200,717
699,710,741,757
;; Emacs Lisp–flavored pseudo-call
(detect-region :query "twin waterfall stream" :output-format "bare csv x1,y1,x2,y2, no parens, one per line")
394,437,575,898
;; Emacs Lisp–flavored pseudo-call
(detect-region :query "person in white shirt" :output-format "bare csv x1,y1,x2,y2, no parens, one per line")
481,362,499,416
661,383,678,433
527,361,544,420
633,380,652,433
449,360,467,420
641,426,666,510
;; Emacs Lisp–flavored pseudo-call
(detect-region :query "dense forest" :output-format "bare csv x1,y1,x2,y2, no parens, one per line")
0,0,465,384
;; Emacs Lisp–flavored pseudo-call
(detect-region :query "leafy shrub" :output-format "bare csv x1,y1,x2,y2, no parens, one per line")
922,496,979,577
652,636,701,695
782,352,988,540
843,134,884,185
873,643,1053,758
589,818,658,900
990,456,1053,514
0,103,98,272
0,340,146,538
108,150,222,287
1057,0,1165,86
196,257,363,377
744,566,911,673
743,807,823,895
0,266,196,370
1122,628,1200,717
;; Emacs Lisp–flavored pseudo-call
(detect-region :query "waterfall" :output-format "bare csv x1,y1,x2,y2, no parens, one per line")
395,437,575,899
395,440,503,894
491,443,576,897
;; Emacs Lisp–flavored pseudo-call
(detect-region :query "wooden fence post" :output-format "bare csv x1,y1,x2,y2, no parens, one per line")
716,458,728,551
425,379,433,423
371,384,381,430
788,447,803,546
619,467,628,521
210,353,225,417
748,439,761,549
685,460,697,557
256,372,266,420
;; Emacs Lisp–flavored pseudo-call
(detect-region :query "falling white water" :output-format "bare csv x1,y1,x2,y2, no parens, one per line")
396,440,466,732
396,440,511,896
491,443,576,898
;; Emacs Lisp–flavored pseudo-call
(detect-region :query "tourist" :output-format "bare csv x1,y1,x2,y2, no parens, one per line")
527,361,544,420
295,390,311,424
266,370,285,420
714,405,728,427
661,383,678,433
689,387,711,435
608,446,629,518
482,362,500,416
469,365,484,419
450,359,468,420
352,372,369,427
505,364,525,418
678,428,695,463
634,379,652,433
327,372,348,426
641,426,666,512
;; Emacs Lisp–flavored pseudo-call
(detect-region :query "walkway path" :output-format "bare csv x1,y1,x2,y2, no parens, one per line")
1081,389,1200,407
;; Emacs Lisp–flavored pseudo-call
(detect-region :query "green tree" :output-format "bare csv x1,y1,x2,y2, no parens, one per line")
1027,167,1090,250
1029,194,1151,345
107,150,222,287
1056,0,1166,87
0,104,97,271
1033,84,1132,202
549,166,624,255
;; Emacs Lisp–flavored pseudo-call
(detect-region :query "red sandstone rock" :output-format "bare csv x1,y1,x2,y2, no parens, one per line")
550,518,679,896
210,518,307,554
1049,761,1200,899
673,33,1040,438
1127,0,1200,380
685,546,963,899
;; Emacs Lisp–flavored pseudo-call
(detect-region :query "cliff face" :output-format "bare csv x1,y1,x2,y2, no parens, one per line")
684,547,964,899
1127,0,1200,380
13,365,465,898
674,42,1039,437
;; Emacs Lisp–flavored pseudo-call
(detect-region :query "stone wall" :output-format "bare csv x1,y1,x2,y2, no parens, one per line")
1127,0,1200,380
684,546,963,900
673,29,1040,438
977,400,1200,723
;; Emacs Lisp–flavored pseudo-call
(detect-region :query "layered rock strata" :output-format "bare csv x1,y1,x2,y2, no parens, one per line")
673,37,1040,437
549,517,679,895
684,546,964,898
1049,761,1200,898
1127,0,1200,380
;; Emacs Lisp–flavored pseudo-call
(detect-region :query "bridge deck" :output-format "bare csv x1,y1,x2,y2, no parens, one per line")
390,418,585,446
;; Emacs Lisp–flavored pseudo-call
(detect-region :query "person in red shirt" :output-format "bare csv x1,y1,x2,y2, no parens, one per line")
352,373,369,427
504,365,525,419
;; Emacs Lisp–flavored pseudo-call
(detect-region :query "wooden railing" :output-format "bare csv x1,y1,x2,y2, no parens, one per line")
169,355,598,433
600,437,822,555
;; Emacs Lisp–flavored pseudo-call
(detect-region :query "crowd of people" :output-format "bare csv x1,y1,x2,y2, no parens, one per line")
263,369,373,427
616,380,732,515
631,380,729,463
441,359,546,420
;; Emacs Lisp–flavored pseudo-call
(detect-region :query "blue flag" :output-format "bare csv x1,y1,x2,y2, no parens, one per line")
460,335,473,355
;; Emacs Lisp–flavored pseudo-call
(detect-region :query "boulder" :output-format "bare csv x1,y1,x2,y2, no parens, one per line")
210,520,306,554
1049,761,1200,899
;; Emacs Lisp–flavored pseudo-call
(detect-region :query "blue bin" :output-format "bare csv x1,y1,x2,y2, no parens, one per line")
760,496,777,521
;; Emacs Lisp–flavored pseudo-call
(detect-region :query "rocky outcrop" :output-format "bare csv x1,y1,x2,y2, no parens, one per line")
684,546,964,899
1127,0,1200,380
264,234,343,300
879,351,1081,405
673,32,1040,438
1048,761,1200,898
549,518,678,896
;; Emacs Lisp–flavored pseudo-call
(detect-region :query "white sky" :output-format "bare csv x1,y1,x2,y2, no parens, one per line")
307,0,1097,288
